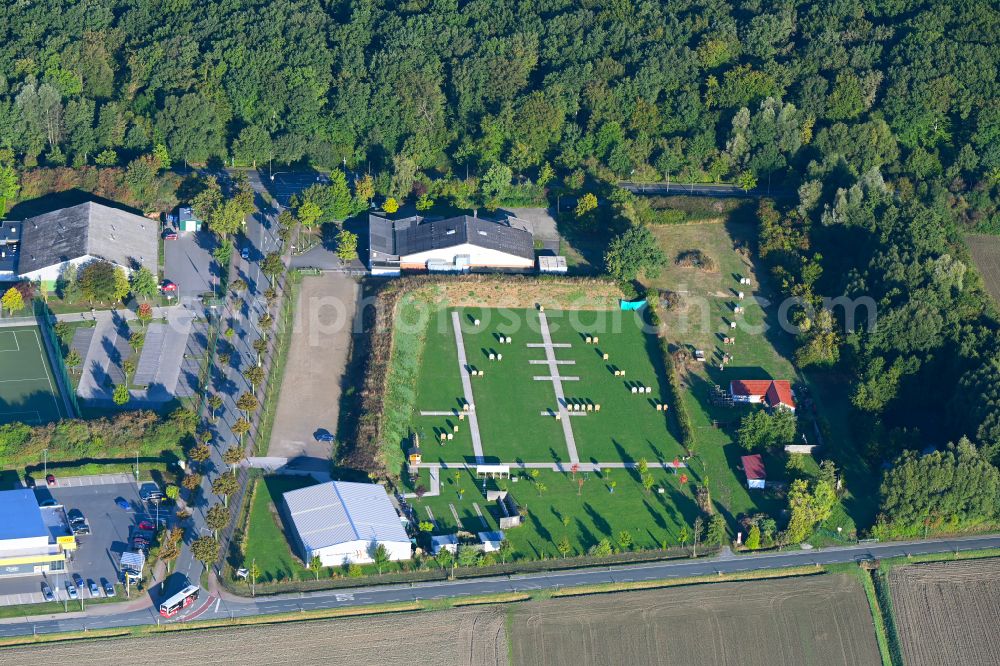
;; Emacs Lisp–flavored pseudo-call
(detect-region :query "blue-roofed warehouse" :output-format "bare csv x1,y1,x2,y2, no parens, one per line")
283,481,411,567
0,489,72,576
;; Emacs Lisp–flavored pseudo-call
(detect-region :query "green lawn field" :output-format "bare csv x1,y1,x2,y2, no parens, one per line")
0,325,65,425
409,307,681,465
242,475,317,582
404,465,702,558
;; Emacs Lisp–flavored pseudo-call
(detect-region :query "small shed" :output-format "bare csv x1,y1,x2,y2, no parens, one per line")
538,255,568,274
478,530,505,552
741,454,766,489
407,445,422,466
493,491,522,529
430,534,458,555
177,206,203,232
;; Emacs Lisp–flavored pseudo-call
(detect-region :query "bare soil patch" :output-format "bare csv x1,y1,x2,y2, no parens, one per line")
890,558,1000,666
509,574,879,666
2,606,508,665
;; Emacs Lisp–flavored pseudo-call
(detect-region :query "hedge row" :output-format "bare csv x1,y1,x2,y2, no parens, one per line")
645,296,695,451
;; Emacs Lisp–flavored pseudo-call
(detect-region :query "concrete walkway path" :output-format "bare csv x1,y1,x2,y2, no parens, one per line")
536,312,580,463
451,312,484,463
414,461,687,472
403,466,440,498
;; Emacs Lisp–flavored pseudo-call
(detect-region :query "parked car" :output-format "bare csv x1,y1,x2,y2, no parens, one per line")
88,579,100,597
45,473,56,486
41,582,54,602
65,582,78,600
138,520,155,531
139,484,163,502
160,280,178,294
115,497,131,511
72,573,84,589
68,509,90,534
38,498,59,507
162,229,179,240
315,432,335,443
101,578,116,597
240,246,250,260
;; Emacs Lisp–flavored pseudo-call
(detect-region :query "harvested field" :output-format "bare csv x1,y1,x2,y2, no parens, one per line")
509,574,879,666
890,558,1000,666
1,606,508,665
967,234,1000,305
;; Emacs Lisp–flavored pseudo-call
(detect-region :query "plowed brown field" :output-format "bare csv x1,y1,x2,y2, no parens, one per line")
1,606,508,666
967,234,1000,304
890,558,1000,666
508,574,879,666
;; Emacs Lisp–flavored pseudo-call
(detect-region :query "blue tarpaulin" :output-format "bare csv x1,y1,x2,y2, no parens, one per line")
619,299,647,311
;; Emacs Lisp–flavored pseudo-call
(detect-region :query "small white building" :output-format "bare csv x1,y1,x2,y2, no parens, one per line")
283,481,411,567
478,530,505,552
430,534,458,555
537,255,568,274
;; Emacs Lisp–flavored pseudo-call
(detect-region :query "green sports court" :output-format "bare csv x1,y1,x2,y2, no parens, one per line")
0,325,66,425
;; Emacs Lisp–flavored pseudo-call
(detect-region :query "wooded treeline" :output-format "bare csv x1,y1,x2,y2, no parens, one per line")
0,0,996,220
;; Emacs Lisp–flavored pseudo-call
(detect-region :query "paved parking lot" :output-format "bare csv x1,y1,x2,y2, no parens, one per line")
0,479,145,602
163,230,218,300
265,172,329,207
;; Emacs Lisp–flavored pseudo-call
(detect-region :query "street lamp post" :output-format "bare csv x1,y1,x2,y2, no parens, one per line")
134,451,139,485
43,449,48,477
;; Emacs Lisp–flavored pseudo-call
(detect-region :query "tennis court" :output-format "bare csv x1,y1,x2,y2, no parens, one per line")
0,325,65,425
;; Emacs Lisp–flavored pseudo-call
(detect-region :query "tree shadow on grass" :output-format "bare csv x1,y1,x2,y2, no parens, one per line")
582,502,611,536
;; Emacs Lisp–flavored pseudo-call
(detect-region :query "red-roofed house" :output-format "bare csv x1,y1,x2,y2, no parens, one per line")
729,379,795,411
741,454,766,489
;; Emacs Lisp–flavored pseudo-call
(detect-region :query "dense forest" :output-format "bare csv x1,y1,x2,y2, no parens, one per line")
2,0,1000,532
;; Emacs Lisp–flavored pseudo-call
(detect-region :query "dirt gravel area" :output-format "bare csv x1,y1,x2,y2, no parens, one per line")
890,558,1000,666
2,607,508,665
268,273,360,460
509,574,879,666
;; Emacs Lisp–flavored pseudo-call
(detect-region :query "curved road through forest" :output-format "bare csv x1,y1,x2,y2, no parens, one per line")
1,533,996,640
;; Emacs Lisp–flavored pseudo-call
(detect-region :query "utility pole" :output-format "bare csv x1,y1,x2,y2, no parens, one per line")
134,451,139,484
43,449,48,477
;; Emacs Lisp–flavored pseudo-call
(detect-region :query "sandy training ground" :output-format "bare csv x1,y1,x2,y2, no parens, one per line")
268,273,359,460
890,558,1000,666
2,607,507,665
508,574,880,666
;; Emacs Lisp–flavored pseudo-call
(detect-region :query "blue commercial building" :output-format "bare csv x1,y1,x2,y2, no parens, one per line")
0,489,73,577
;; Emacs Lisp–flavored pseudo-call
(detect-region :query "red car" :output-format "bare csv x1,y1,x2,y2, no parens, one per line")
138,520,154,531
45,473,56,487
160,280,178,294
162,230,178,240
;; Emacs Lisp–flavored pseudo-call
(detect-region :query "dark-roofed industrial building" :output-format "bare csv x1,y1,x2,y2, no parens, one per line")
368,213,535,275
11,202,158,284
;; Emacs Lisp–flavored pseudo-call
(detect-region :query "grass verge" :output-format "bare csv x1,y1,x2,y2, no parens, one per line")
858,567,894,666
254,270,301,456
549,564,823,597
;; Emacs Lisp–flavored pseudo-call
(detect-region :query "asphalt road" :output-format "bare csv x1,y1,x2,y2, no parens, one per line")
1,533,996,638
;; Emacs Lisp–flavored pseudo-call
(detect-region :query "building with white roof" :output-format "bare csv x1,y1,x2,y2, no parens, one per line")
282,481,411,567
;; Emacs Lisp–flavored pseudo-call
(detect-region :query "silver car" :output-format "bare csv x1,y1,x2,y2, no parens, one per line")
65,582,78,600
